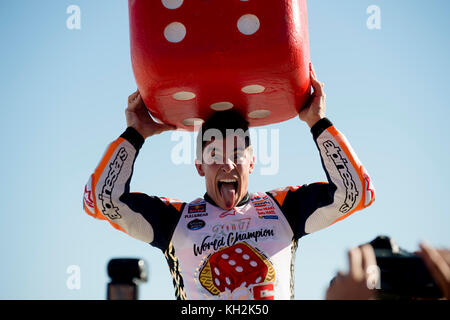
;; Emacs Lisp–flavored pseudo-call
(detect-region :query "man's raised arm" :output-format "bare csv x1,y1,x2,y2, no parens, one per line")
82,91,182,249
267,64,376,239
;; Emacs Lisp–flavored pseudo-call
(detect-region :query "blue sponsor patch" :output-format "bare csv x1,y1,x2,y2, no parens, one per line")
187,219,206,230
260,215,279,220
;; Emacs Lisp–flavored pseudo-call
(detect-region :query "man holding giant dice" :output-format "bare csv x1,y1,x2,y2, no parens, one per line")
83,64,375,300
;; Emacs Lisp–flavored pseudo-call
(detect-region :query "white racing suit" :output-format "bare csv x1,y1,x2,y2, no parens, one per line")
83,118,375,300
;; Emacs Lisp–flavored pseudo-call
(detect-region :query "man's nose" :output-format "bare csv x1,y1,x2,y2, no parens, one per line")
221,157,235,172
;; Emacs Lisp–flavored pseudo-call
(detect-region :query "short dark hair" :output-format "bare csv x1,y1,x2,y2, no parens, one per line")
196,110,251,161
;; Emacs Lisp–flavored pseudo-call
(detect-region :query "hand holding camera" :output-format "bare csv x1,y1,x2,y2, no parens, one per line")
326,236,448,300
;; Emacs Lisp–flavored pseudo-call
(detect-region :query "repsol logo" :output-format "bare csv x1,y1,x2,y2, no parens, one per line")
323,140,359,213
98,147,128,219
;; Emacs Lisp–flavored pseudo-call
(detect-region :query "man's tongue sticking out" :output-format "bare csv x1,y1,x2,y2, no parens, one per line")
219,182,237,209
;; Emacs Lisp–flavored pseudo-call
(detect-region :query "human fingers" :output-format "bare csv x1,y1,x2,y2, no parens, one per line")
310,71,324,98
436,249,450,265
348,247,364,281
128,92,146,114
310,63,318,79
310,72,323,96
360,244,379,290
360,244,377,274
128,90,140,103
419,243,450,276
419,242,450,298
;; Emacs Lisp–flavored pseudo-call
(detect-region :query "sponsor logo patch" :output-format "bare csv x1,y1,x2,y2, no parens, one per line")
362,167,375,206
188,203,206,213
187,219,206,231
256,207,278,220
253,200,272,207
251,194,278,219
219,208,237,218
83,176,95,214
184,212,208,219
258,215,278,220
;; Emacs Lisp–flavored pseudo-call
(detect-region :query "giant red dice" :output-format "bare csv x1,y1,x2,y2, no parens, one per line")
129,0,311,130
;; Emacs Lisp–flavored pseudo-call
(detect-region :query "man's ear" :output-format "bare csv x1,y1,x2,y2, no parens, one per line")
195,160,205,177
249,155,255,174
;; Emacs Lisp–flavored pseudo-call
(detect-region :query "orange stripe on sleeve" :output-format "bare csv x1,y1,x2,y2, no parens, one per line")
161,197,185,212
273,190,289,207
269,186,302,207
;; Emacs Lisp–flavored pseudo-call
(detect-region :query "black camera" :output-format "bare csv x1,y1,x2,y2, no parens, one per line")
370,236,442,299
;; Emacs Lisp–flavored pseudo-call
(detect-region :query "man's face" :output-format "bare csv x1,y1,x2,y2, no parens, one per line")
195,135,255,210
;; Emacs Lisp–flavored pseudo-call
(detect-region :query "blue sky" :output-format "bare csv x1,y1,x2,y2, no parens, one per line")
0,0,449,300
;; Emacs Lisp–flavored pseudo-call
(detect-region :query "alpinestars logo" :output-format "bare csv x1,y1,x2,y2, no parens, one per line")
98,147,128,220
84,184,94,210
323,140,359,213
